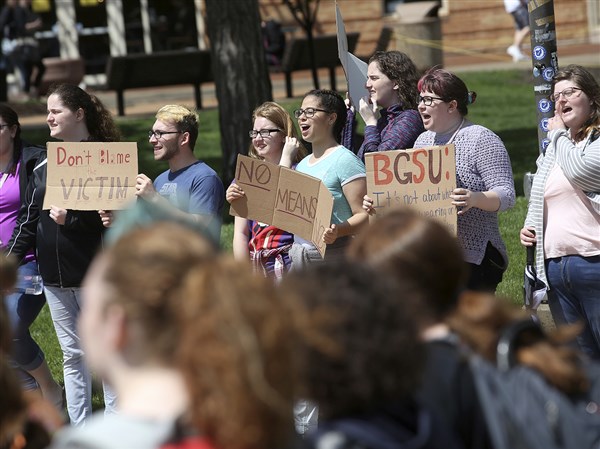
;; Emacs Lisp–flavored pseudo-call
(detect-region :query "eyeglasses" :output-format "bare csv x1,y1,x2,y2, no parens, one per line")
148,130,181,139
417,95,445,106
549,87,582,102
249,129,281,138
293,108,329,119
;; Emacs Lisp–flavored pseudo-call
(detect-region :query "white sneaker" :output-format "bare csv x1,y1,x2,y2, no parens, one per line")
507,45,527,62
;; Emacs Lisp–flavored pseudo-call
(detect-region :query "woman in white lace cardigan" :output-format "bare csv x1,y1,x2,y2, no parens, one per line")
520,64,600,359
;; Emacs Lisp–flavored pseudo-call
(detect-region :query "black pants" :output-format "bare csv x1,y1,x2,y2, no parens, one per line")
466,242,506,293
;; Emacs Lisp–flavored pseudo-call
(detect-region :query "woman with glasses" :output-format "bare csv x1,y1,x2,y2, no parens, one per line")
364,68,515,292
0,104,63,411
6,83,120,425
291,89,368,266
225,102,307,279
520,65,600,359
341,51,424,161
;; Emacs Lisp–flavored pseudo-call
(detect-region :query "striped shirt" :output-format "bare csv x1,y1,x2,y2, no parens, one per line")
524,128,600,287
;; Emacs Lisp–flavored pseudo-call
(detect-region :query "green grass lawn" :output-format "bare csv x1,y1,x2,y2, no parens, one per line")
27,68,539,398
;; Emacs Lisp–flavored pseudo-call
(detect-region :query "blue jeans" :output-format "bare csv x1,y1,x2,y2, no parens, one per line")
546,255,600,359
3,261,46,390
44,286,117,426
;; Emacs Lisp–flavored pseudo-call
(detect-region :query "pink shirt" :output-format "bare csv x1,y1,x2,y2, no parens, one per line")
543,164,600,258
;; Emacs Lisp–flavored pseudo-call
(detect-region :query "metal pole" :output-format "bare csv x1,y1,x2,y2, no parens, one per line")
528,0,558,155
56,0,79,58
140,0,153,53
106,0,127,56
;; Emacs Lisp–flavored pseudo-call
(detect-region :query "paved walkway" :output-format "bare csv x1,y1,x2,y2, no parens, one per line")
16,40,599,126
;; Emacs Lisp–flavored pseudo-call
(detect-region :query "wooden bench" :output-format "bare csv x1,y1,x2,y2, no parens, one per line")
39,57,85,96
273,32,360,98
105,49,213,116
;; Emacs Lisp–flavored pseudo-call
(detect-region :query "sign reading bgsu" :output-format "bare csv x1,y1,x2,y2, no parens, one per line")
229,155,334,257
365,145,457,234
43,142,138,210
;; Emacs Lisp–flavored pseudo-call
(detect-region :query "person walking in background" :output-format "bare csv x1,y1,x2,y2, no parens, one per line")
136,105,224,241
225,101,306,279
504,0,529,62
291,89,368,265
342,51,424,159
6,83,120,425
11,0,45,98
520,64,600,359
0,104,62,412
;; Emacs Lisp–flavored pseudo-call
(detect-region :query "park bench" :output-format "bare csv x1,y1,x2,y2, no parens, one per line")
105,49,213,116
39,57,85,96
273,32,360,98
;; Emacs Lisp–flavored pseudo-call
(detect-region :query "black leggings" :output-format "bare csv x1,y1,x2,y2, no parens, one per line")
466,242,506,293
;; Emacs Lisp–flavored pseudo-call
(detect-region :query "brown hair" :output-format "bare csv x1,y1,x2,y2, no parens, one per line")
347,207,467,326
448,292,589,396
100,222,216,366
0,104,22,176
176,256,294,449
369,51,420,110
47,83,121,142
249,101,307,164
417,68,477,116
551,64,600,142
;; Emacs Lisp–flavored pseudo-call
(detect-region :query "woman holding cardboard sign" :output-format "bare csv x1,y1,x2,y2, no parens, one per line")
226,102,307,279
6,83,121,426
365,69,515,292
291,89,368,266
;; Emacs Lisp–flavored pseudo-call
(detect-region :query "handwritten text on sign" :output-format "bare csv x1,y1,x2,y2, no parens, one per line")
230,155,333,257
43,142,138,210
365,145,457,234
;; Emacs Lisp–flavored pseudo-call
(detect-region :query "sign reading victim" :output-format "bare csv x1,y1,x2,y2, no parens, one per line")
43,142,138,210
365,145,457,234
230,155,334,257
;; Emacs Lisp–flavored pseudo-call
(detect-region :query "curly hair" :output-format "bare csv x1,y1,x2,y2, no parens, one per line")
369,51,420,110
281,259,424,420
551,64,600,142
176,256,295,449
249,101,308,163
347,207,467,326
303,89,347,143
156,104,200,149
47,83,121,142
99,222,216,366
448,292,589,396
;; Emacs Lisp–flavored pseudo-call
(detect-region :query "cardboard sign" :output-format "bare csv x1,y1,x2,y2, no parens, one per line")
335,3,368,108
43,142,138,210
365,145,457,234
229,155,334,257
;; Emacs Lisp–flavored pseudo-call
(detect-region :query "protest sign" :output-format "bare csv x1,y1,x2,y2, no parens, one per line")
43,142,138,210
365,145,457,234
230,155,334,257
335,3,367,108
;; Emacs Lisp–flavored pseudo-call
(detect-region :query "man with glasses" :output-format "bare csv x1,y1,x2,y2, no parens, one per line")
136,104,224,239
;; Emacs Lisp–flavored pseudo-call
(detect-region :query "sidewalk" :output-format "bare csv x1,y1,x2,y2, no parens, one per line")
16,40,599,126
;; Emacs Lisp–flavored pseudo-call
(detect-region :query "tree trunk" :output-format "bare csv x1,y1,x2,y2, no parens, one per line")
205,0,273,185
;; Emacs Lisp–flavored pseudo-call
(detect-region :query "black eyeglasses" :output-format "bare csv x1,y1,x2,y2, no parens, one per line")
249,129,281,138
549,87,582,102
148,130,181,139
417,95,445,106
293,108,329,119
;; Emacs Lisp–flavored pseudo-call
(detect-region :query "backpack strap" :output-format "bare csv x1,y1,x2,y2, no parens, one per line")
496,318,544,372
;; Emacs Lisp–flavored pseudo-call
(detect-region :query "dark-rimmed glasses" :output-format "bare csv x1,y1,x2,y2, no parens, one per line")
148,130,181,139
293,108,329,119
417,95,445,106
549,87,582,103
249,129,281,138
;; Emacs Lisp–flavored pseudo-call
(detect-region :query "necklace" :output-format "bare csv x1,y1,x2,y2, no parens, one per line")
447,118,465,144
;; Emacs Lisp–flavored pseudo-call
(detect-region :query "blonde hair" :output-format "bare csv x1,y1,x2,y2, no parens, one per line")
156,104,201,148
249,102,308,164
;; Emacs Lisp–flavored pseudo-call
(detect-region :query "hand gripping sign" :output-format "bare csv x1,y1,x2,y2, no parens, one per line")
229,155,334,257
365,145,457,234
